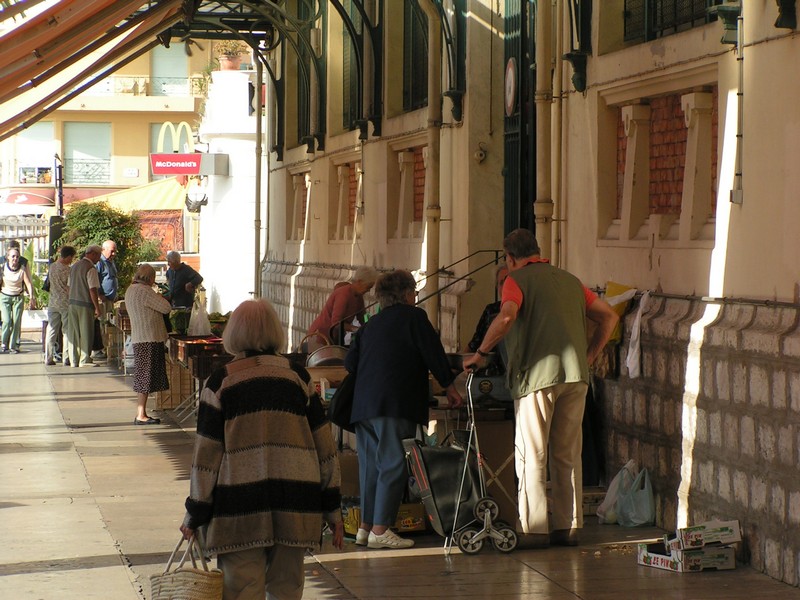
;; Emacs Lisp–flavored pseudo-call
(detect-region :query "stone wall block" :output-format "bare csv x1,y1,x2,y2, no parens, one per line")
634,391,647,426
771,369,787,410
783,552,797,587
624,388,634,425
771,483,786,522
742,306,798,355
695,408,708,445
731,362,748,404
658,446,669,478
765,538,782,580
723,414,739,451
715,359,730,403
718,464,731,502
637,295,666,336
733,470,749,507
662,398,676,436
778,425,794,466
741,415,755,457
648,393,662,430
784,321,800,358
791,372,800,414
698,459,714,494
646,298,685,338
709,410,722,448
703,303,742,348
751,475,767,512
701,358,715,400
758,422,776,464
749,363,770,407
675,299,706,343
789,491,800,525
668,354,685,388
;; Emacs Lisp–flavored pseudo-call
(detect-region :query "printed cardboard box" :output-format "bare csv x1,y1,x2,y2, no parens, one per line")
638,543,736,573
663,519,742,552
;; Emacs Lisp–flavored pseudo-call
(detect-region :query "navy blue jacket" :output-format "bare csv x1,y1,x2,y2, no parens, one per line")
345,303,455,426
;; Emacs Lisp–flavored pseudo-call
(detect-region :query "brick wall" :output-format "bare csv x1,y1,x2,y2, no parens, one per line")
413,147,425,222
601,294,800,585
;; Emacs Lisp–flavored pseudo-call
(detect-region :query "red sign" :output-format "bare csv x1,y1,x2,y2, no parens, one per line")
150,153,201,175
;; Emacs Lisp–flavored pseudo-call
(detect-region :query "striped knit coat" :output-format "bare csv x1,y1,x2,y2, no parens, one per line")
183,352,342,555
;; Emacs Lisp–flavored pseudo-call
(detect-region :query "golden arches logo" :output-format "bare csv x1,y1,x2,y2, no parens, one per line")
156,121,194,153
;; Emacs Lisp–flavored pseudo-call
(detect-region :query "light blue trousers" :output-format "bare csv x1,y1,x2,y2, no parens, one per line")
355,416,416,527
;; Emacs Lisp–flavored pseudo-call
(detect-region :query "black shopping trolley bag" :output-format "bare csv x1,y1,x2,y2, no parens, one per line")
404,437,481,537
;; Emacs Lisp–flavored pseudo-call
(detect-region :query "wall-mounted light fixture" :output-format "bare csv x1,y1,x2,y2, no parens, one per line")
708,2,742,45
184,175,208,213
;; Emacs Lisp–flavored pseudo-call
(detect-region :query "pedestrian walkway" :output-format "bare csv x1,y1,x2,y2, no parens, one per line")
2,334,800,599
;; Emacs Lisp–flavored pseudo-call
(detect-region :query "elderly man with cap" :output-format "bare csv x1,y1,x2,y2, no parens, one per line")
67,245,103,368
165,250,204,309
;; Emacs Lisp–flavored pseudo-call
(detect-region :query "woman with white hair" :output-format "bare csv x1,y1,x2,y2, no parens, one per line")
125,263,171,424
307,265,378,346
181,298,343,600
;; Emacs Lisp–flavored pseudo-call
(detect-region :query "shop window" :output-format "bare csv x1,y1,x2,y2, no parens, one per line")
388,145,425,240
64,122,111,185
601,85,717,247
329,159,361,241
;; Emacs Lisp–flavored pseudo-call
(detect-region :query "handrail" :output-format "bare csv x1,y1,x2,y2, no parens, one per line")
329,250,505,343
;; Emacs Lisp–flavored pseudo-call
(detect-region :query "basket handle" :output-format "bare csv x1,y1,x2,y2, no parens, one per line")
297,331,332,352
163,535,211,574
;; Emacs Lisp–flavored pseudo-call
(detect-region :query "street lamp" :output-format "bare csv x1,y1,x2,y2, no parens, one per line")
53,153,64,216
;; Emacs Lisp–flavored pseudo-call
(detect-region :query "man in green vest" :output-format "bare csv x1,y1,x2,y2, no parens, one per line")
464,228,618,548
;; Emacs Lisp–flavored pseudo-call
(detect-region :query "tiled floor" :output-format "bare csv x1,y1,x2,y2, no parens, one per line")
303,521,800,599
3,335,800,599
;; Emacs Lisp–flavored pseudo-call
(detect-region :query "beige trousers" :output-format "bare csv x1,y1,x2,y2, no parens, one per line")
217,545,306,600
514,381,587,534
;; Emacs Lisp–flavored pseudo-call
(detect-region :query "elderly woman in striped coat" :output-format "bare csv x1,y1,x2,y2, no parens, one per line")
180,298,343,600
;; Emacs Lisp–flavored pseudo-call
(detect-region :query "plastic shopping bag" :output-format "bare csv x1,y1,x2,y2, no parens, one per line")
617,467,655,527
596,459,638,524
188,300,212,336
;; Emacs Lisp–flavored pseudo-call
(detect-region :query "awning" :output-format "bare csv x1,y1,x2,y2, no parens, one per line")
0,0,187,142
76,177,187,213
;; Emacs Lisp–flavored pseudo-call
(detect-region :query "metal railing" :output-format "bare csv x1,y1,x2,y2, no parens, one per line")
85,75,207,98
64,159,111,185
624,0,723,43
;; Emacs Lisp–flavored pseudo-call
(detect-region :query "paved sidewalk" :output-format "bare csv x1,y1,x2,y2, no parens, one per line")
3,334,800,599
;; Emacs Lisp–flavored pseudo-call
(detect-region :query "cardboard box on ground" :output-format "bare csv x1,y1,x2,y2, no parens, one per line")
338,451,428,535
637,520,742,573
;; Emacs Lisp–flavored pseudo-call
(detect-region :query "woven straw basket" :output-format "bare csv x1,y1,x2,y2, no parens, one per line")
150,536,222,600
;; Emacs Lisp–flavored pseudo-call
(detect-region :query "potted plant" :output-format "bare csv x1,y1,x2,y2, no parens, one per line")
213,39,250,71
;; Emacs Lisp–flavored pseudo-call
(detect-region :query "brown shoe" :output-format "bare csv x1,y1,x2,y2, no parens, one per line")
550,528,579,546
516,533,550,549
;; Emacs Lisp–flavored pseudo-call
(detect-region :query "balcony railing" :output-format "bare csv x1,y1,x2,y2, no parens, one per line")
624,0,723,43
64,159,111,185
86,75,207,98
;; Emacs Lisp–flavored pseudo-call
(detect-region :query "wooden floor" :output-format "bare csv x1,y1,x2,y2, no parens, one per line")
304,518,800,599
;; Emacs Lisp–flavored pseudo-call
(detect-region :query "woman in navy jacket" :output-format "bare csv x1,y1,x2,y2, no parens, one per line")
345,269,462,549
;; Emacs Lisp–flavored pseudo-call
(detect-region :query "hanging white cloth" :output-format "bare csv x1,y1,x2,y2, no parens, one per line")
625,291,651,379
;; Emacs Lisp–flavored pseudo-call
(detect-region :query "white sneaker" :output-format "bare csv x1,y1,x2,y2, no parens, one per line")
367,529,414,549
355,528,370,546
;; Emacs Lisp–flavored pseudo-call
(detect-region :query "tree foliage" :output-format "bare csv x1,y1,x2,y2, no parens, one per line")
55,202,161,294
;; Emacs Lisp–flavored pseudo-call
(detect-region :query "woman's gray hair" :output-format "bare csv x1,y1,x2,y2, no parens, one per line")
133,264,156,285
352,265,378,286
223,298,286,355
375,269,416,308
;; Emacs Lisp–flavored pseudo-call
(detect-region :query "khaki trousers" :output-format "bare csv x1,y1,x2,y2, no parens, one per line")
217,545,306,600
514,381,587,534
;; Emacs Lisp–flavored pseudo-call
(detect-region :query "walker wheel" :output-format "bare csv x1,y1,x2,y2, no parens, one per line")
474,497,499,522
491,522,518,553
456,527,484,555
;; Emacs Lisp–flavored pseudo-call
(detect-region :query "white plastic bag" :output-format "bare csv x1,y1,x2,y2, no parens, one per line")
597,459,638,524
123,335,136,369
188,300,212,336
617,467,655,527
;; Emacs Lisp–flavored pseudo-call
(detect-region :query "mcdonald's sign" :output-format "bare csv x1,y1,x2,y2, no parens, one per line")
149,121,201,175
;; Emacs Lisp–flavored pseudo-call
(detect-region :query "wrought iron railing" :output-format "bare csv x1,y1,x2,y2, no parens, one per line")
624,0,723,43
85,75,207,98
64,159,111,185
